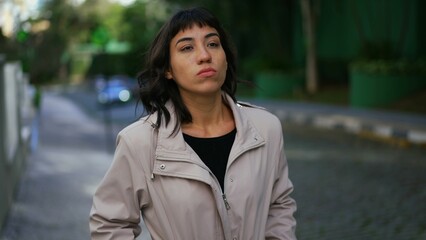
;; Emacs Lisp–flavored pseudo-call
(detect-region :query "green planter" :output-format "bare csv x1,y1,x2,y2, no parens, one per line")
350,70,425,108
255,71,304,98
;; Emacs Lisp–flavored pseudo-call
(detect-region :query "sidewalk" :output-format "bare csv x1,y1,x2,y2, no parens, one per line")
1,91,113,240
244,98,426,146
0,90,151,240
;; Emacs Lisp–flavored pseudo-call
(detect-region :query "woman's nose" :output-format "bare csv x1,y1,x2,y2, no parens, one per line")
197,46,212,64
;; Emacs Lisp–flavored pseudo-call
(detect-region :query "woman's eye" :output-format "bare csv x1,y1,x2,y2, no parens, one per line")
208,42,220,48
180,45,193,52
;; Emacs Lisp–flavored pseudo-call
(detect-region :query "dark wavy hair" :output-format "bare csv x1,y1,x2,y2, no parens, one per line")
137,7,238,131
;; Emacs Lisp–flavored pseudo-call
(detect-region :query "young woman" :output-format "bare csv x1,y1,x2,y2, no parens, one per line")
90,7,297,240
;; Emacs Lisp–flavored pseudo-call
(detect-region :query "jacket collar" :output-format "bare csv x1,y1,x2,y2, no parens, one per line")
154,93,265,161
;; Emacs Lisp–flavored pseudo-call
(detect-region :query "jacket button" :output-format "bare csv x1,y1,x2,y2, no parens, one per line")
233,237,238,240
160,164,166,170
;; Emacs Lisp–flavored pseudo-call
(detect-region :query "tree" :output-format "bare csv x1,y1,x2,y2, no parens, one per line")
21,0,132,84
19,0,86,84
300,0,319,94
349,0,413,60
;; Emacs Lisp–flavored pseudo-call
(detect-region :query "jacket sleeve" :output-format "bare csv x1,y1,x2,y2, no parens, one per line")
265,132,297,240
90,134,148,239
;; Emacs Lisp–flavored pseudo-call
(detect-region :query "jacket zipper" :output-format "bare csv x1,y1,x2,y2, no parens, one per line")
220,140,264,212
155,144,235,213
222,194,231,210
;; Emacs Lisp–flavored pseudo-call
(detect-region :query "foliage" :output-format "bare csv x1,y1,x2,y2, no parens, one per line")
91,26,110,49
82,0,173,79
0,28,20,61
28,30,68,84
87,52,138,78
14,0,87,84
357,41,395,61
8,2,82,83
350,0,413,60
121,0,171,53
9,0,297,84
9,0,136,84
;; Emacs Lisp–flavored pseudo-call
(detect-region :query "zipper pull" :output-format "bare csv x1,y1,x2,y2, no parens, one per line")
222,194,231,210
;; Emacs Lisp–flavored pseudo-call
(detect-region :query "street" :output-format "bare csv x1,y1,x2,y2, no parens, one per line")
285,123,426,239
1,87,426,240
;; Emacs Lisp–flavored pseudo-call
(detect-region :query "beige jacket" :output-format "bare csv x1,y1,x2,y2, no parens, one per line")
90,94,297,240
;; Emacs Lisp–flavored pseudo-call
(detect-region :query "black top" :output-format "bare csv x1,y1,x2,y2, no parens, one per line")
183,128,237,190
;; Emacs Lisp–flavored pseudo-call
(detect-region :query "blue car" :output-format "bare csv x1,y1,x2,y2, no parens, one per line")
97,78,132,105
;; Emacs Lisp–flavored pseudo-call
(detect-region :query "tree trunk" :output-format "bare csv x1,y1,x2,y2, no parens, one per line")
300,0,318,94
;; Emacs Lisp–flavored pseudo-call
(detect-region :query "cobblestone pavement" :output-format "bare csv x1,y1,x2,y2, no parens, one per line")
283,123,426,240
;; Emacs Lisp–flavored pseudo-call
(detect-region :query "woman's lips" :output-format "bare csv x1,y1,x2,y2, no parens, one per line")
197,68,217,77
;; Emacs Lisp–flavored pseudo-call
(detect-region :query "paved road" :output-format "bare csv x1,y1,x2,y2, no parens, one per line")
1,88,426,240
284,123,426,240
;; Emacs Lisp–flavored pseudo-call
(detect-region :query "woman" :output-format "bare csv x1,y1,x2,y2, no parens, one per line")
90,7,297,240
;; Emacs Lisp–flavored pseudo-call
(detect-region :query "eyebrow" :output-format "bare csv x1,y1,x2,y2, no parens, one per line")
175,32,220,46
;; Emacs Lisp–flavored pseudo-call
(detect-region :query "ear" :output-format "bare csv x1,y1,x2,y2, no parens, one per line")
165,70,173,80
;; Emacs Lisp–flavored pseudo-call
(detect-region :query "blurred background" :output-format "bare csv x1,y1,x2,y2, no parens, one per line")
1,0,425,239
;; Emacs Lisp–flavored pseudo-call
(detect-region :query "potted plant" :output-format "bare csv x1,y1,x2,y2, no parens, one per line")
349,58,426,108
241,56,304,99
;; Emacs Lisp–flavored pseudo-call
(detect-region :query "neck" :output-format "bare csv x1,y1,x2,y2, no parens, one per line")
181,93,235,138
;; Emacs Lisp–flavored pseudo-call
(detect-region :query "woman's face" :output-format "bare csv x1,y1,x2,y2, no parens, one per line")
166,25,227,99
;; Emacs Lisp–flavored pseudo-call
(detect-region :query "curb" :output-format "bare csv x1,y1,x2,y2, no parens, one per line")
272,109,426,146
